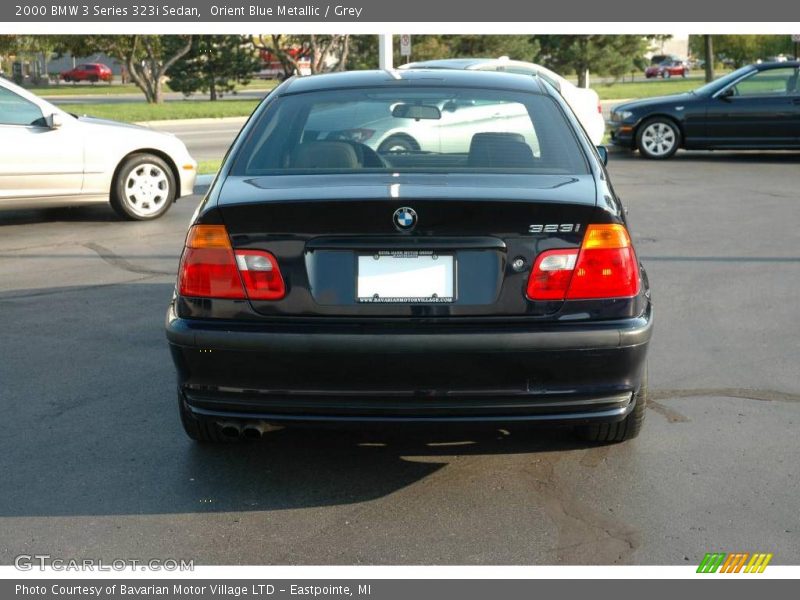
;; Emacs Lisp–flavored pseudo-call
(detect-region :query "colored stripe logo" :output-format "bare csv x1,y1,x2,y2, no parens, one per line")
697,552,773,573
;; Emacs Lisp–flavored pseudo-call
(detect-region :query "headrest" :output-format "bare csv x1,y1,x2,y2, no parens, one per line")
290,142,361,169
468,132,534,168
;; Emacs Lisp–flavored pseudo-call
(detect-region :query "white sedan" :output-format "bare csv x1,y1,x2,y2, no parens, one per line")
0,77,196,220
401,57,606,145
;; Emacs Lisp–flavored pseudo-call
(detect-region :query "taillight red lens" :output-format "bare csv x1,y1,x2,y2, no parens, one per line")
526,249,578,300
177,225,285,301
566,246,639,299
178,247,246,299
526,224,640,301
234,250,285,300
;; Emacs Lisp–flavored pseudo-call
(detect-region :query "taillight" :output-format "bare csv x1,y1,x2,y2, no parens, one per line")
527,249,578,300
597,103,602,114
526,224,640,301
177,225,285,300
335,128,375,143
235,250,285,300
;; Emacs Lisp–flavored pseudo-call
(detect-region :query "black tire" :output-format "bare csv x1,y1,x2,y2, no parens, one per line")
110,153,176,221
178,390,235,443
378,134,419,153
635,117,681,160
576,366,648,443
63,76,70,83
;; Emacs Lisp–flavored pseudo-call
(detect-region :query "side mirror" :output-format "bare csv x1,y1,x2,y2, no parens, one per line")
596,145,609,166
718,87,735,101
46,112,64,129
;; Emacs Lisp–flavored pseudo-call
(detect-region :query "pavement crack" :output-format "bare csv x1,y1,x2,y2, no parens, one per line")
83,242,173,276
648,400,690,423
527,456,638,564
0,276,161,301
651,388,800,403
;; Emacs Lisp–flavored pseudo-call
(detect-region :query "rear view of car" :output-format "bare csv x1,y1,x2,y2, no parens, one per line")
166,70,652,445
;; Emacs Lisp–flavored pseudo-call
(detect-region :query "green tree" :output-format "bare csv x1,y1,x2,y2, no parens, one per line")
0,35,62,82
251,34,351,78
51,35,192,102
167,35,260,100
689,34,794,68
536,35,656,87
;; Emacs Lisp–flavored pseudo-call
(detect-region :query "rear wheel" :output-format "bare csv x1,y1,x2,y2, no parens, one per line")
110,153,176,220
576,366,648,443
636,117,680,159
378,134,419,153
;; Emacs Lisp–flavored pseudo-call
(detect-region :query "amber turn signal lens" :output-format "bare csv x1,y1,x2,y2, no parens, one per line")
581,224,632,250
185,225,232,249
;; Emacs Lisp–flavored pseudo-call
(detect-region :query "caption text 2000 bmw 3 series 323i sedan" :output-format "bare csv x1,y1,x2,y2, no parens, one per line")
165,69,653,444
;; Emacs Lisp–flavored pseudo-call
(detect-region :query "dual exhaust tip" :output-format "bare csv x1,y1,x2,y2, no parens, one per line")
218,420,278,440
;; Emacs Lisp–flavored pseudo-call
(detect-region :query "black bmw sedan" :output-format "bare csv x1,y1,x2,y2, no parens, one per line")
166,69,652,444
609,61,800,158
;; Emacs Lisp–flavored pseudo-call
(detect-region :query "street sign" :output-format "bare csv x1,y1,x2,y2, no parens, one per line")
400,34,412,57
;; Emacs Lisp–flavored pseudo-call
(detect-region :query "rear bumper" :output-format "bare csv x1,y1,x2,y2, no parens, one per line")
166,304,652,425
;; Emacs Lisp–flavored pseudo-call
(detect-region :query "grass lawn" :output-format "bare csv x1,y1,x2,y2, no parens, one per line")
31,80,277,97
197,159,222,175
594,78,702,100
30,83,142,96
57,100,260,122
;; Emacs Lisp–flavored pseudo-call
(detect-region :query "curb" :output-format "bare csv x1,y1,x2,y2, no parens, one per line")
135,116,249,128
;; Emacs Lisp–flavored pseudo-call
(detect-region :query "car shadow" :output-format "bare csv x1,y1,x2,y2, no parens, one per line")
611,149,800,165
0,281,599,519
0,204,120,225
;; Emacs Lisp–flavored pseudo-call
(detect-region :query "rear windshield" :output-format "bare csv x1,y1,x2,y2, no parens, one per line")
231,86,589,176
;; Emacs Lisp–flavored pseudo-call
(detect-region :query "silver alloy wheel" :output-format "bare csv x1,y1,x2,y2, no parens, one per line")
640,122,677,157
123,163,170,217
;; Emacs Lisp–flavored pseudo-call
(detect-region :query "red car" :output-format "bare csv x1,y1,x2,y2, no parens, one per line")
61,63,113,83
645,59,689,79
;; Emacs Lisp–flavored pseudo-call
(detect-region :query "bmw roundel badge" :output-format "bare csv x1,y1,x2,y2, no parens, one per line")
393,207,417,231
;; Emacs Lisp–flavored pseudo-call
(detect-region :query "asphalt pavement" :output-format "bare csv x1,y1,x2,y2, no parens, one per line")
145,118,247,162
0,151,798,565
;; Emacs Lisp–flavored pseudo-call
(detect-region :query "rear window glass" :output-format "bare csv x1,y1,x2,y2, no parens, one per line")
231,86,588,176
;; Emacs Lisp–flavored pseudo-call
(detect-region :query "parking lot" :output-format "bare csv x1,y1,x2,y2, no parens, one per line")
1,150,798,565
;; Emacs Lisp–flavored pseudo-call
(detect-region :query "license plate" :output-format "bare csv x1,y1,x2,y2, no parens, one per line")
357,251,455,303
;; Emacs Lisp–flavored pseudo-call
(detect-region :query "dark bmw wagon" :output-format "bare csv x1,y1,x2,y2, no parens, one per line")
166,70,652,443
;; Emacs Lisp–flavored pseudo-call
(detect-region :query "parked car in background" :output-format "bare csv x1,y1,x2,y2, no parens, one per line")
167,69,651,444
645,58,689,79
60,63,113,83
0,77,196,219
609,61,800,159
399,57,606,145
304,94,543,155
